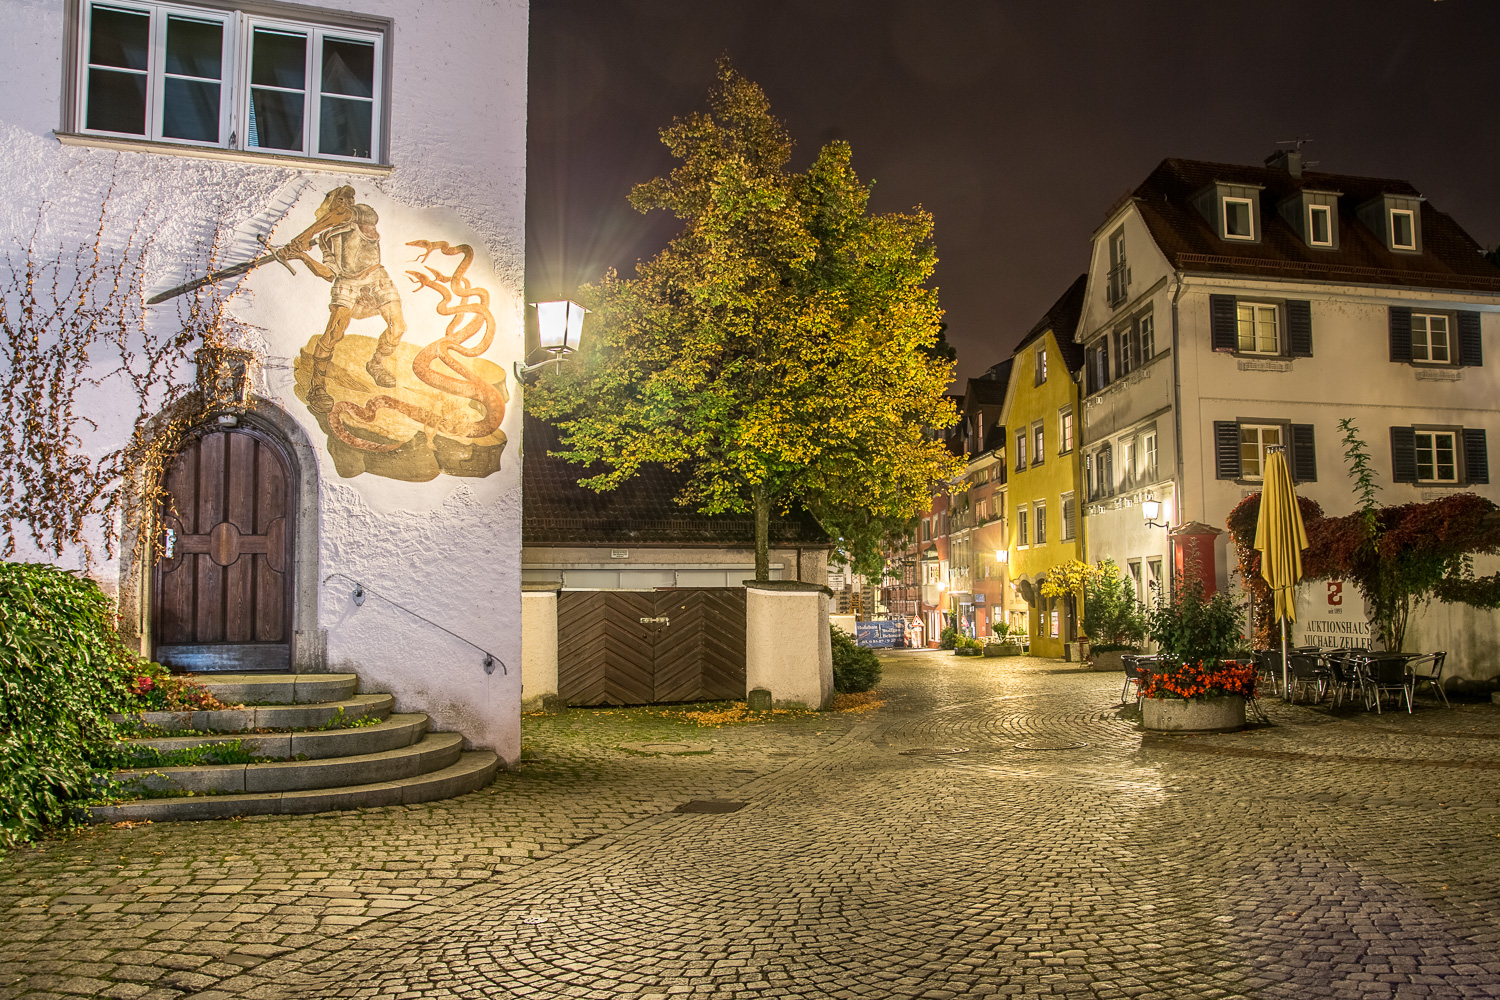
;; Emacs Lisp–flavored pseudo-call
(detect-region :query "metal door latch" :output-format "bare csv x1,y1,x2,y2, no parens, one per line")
162,527,176,558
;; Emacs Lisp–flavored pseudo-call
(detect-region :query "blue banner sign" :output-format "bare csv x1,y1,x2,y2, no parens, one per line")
855,620,905,648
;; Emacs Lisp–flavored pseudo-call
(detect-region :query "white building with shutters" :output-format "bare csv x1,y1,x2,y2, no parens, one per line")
1076,151,1500,679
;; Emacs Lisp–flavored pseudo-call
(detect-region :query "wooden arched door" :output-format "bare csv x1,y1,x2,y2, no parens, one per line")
153,426,295,673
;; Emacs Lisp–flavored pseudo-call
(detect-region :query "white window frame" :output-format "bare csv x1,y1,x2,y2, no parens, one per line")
1223,196,1256,240
1238,423,1283,481
1147,558,1163,595
1414,430,1459,483
74,0,386,165
1410,313,1452,365
1144,432,1158,482
1037,347,1048,384
1015,429,1027,472
1034,501,1047,545
1236,302,1280,355
1032,422,1045,467
1138,312,1155,362
1307,203,1334,247
1016,505,1029,548
1389,208,1417,251
1059,407,1074,455
1127,559,1143,601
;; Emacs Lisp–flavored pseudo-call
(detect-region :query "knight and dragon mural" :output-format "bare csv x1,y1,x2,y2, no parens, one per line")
150,185,511,482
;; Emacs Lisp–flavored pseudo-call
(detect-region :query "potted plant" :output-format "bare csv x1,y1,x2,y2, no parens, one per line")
1139,577,1253,732
954,636,984,656
983,621,1023,657
1082,558,1147,672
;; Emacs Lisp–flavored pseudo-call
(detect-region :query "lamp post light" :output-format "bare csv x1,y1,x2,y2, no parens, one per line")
993,548,1008,564
515,299,587,379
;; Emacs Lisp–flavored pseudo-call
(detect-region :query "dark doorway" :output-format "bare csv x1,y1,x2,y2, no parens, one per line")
153,426,295,672
557,588,747,706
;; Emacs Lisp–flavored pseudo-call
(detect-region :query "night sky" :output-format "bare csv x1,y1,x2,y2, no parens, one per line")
525,0,1500,383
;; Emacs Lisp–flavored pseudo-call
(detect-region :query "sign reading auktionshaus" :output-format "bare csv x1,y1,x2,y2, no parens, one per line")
1293,579,1375,648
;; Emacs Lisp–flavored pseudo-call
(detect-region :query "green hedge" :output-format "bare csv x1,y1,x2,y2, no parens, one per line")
830,626,881,694
0,562,140,847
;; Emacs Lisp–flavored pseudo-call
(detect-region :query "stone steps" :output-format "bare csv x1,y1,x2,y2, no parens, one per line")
91,672,497,824
112,693,396,733
125,712,429,761
89,751,501,823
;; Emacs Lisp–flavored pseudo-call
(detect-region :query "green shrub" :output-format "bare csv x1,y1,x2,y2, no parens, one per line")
830,627,881,694
939,626,959,649
1083,559,1147,648
0,562,141,846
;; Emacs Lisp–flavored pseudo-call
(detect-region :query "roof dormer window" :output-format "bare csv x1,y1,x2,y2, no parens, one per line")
1390,209,1417,251
1308,204,1333,247
1223,197,1255,240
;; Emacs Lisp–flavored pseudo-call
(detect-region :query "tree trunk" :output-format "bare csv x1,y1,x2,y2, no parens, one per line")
753,483,770,581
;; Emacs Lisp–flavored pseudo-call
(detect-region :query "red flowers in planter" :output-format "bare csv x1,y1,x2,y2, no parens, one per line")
1138,660,1256,701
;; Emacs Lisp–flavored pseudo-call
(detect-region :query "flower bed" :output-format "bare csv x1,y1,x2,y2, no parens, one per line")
1139,659,1255,732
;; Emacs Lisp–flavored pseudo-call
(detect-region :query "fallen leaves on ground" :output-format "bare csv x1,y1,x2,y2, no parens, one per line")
831,691,885,712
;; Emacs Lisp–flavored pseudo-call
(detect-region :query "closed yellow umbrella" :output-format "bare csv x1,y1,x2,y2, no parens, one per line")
1253,446,1309,699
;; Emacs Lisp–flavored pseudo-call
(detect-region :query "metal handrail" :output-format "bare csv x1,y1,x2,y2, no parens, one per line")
324,572,508,675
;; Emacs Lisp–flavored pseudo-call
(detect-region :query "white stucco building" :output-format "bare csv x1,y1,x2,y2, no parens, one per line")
1076,150,1500,681
0,0,530,758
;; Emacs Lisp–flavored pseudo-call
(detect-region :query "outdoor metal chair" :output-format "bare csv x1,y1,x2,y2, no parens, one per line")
1253,650,1284,698
1287,652,1333,704
1360,654,1414,714
1407,651,1449,707
1120,655,1141,704
1321,650,1361,709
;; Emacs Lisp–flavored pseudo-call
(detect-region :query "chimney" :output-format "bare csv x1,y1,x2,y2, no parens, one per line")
1265,148,1303,179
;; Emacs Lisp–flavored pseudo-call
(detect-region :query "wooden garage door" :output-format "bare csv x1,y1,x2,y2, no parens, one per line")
153,427,293,673
557,588,747,706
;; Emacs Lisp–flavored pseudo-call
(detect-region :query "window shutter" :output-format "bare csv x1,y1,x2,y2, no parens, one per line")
1457,311,1483,367
1214,421,1241,479
1210,295,1237,352
1390,426,1418,483
1389,308,1413,363
1062,497,1075,539
1100,337,1110,384
1286,300,1313,358
1290,424,1317,482
1464,428,1489,485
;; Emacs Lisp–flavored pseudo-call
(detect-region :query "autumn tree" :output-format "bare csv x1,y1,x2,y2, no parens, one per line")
526,61,961,580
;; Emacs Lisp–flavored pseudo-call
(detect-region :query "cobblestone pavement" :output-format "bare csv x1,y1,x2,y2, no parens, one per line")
4,652,1500,999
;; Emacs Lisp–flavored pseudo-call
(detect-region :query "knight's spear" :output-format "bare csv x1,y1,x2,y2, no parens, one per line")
145,248,297,305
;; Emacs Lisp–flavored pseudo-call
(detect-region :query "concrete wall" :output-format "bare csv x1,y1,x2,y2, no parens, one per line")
520,586,560,713
745,584,833,709
0,0,530,759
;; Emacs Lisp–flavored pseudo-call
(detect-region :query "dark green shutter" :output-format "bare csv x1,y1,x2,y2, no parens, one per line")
1290,424,1317,482
1286,300,1313,357
1214,421,1241,479
1457,311,1483,367
1389,308,1413,363
1390,426,1418,483
1210,295,1237,352
1463,428,1489,485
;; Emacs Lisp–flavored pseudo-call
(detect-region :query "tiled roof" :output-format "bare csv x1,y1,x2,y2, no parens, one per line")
523,416,830,546
1127,157,1500,292
1013,274,1089,372
965,377,1007,406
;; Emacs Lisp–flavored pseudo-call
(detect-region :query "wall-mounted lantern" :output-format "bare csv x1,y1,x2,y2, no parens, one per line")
515,299,587,379
1142,496,1171,529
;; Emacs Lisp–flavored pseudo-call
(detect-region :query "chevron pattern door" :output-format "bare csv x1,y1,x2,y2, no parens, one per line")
556,588,747,706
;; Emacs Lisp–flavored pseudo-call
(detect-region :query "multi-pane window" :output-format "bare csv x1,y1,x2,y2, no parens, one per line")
1016,506,1029,547
1236,303,1279,354
975,498,989,523
1138,313,1155,362
1224,197,1255,240
1144,432,1158,482
1239,424,1282,480
1107,227,1129,306
1034,502,1047,544
1059,408,1074,454
1411,314,1451,364
77,1,384,162
1060,493,1075,540
1147,558,1163,595
1390,209,1417,251
1308,204,1334,247
1415,431,1458,483
1032,423,1045,466
1036,347,1048,385
1128,560,1143,600
1015,430,1027,472
1115,325,1134,377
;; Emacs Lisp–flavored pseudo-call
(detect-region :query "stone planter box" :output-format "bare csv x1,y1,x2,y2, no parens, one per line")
1141,695,1246,733
954,647,983,657
983,643,1023,658
1090,650,1127,672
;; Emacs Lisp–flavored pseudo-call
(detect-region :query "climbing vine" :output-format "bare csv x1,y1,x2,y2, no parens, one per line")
0,189,252,561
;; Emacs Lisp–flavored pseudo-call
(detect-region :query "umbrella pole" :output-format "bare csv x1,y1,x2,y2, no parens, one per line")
1281,617,1290,702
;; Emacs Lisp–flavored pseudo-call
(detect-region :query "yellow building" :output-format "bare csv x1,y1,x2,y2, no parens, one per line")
999,276,1088,658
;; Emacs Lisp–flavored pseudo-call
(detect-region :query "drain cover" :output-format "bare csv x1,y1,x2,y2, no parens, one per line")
1014,740,1088,751
673,799,747,814
898,747,969,756
617,741,712,755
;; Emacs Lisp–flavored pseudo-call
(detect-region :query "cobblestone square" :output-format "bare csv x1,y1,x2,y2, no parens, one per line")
4,652,1499,999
